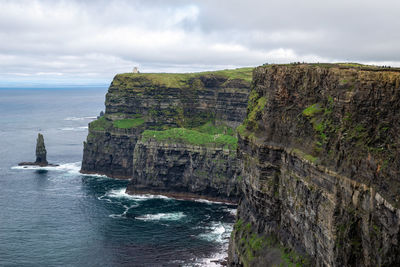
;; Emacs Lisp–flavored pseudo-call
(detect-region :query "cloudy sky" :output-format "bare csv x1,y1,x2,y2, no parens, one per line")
1,0,400,86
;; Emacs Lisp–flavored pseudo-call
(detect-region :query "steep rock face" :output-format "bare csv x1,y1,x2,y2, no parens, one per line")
35,133,47,165
126,139,240,202
81,70,251,197
81,128,140,178
229,64,400,266
105,73,250,128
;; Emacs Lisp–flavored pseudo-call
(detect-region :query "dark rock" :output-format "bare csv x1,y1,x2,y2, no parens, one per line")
35,133,47,165
19,133,58,167
126,140,241,202
229,64,400,267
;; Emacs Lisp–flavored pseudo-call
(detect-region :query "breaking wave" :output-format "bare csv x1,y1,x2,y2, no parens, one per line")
64,116,97,121
59,126,88,131
135,212,186,222
105,188,171,201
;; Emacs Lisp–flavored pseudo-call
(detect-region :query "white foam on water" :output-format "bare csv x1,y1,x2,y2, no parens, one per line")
135,212,186,222
64,116,97,121
226,208,237,216
194,199,231,205
191,251,228,267
97,195,113,203
189,222,235,266
109,203,139,218
59,126,88,131
12,162,112,180
12,162,81,174
105,188,172,201
197,222,233,243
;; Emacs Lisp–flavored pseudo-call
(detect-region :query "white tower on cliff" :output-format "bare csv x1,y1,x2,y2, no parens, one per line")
133,67,139,73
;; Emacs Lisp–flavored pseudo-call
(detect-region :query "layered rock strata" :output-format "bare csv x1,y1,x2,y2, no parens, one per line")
81,69,252,199
126,140,240,202
229,64,400,266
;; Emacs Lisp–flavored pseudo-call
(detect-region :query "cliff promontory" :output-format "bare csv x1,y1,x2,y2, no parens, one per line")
229,64,400,266
81,68,252,201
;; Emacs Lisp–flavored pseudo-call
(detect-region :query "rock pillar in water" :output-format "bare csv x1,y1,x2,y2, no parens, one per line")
35,133,48,165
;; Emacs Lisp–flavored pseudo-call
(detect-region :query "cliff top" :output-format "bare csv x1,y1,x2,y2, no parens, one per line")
111,67,254,88
263,62,400,72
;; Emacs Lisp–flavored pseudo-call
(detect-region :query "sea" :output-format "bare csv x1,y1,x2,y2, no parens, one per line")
0,87,236,267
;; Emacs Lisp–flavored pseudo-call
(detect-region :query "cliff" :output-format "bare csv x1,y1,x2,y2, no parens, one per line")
229,64,400,266
126,125,240,202
81,68,252,199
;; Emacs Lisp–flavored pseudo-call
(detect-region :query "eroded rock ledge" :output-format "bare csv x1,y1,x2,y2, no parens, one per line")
229,64,400,266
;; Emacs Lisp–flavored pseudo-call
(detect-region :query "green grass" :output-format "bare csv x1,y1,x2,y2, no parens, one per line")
113,117,145,129
113,67,254,88
194,121,235,136
248,96,267,122
293,148,318,164
234,219,310,267
89,117,112,131
200,67,254,82
241,92,267,133
302,104,324,117
141,127,238,149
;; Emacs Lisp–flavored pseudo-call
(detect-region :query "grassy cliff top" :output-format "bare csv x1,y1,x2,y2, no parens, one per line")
141,122,238,150
112,67,254,88
262,62,400,72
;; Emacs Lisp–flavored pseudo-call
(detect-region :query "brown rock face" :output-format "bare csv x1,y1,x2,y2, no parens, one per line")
229,64,400,266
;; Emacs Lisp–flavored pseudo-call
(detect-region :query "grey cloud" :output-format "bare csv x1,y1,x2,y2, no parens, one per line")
1,0,400,86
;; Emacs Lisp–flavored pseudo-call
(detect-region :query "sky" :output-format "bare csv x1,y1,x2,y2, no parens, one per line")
1,0,400,86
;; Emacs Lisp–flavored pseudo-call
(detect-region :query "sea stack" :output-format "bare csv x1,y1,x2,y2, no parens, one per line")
19,133,58,167
35,133,48,165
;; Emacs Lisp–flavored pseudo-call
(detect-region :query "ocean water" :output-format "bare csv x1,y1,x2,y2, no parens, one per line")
0,88,236,266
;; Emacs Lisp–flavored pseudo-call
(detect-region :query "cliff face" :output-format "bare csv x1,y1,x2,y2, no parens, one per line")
126,139,240,202
229,64,400,266
81,69,251,199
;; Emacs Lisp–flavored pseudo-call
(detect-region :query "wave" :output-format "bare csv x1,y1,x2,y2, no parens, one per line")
190,221,234,266
194,199,231,205
109,203,139,218
64,116,97,121
12,162,110,179
225,208,237,216
59,126,88,131
135,212,186,222
105,188,171,201
188,251,228,267
12,162,81,174
197,221,233,244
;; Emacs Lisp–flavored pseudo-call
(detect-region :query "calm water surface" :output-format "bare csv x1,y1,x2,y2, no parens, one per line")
0,88,236,266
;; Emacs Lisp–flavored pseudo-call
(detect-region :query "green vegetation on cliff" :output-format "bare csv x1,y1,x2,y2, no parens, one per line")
236,89,267,140
89,117,112,131
232,219,310,267
89,116,146,131
113,117,145,129
141,123,238,150
111,67,253,89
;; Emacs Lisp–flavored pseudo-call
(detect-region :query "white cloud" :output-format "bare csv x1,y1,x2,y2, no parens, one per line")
1,0,400,86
